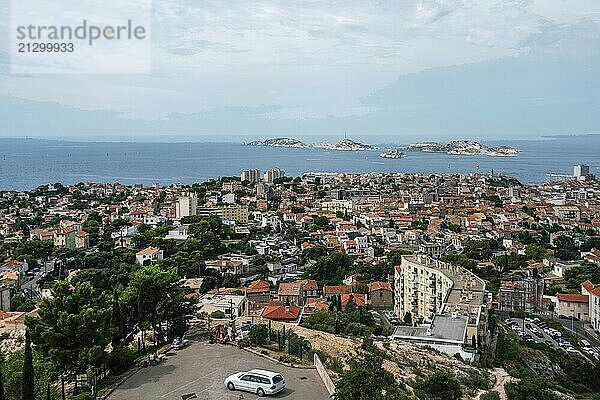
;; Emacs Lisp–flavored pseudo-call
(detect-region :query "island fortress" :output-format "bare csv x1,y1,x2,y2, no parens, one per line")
392,254,490,360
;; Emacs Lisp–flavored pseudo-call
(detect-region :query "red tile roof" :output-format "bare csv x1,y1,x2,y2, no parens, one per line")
341,293,366,310
261,305,301,321
247,280,270,293
368,281,392,292
136,246,161,255
297,279,319,291
323,285,352,295
278,282,302,296
556,293,589,303
582,280,596,293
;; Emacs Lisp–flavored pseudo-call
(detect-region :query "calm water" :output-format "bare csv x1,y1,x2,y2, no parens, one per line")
0,137,599,190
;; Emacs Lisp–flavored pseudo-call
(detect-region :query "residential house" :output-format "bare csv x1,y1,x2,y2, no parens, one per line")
135,247,164,265
555,293,589,321
277,282,303,306
246,280,271,303
260,305,301,322
323,285,352,300
341,293,366,310
367,281,393,310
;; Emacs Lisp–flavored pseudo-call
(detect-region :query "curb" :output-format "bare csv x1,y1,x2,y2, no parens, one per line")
242,347,317,369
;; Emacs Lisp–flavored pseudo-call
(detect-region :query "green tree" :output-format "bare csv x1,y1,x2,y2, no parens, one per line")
111,288,123,348
525,244,548,261
28,281,112,378
10,294,36,312
21,330,35,400
305,252,354,283
554,236,579,261
0,354,5,400
2,349,53,400
122,265,192,345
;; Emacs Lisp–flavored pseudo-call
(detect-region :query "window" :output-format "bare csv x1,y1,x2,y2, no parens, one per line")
273,375,284,384
241,375,254,382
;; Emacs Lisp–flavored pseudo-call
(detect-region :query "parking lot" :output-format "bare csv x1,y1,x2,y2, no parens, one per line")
504,317,598,358
108,342,330,400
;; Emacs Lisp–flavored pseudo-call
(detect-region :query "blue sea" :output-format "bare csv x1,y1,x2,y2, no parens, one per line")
0,136,598,191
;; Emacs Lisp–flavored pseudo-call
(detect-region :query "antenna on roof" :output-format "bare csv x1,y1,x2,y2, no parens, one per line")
344,130,347,140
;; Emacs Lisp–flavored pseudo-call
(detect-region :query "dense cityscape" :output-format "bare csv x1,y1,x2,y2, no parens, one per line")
0,164,598,399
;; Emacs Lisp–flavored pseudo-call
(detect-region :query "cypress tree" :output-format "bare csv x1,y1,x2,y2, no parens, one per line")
21,330,35,400
0,354,5,400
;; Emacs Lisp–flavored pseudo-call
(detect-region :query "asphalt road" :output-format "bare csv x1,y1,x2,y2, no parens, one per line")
107,342,330,400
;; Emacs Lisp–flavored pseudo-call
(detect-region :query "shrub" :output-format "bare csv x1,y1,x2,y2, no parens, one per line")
210,310,226,319
248,324,269,346
278,354,300,364
107,346,136,374
71,393,96,400
415,372,462,400
480,391,500,400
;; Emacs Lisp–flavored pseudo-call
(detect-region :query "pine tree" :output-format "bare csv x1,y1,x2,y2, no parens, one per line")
111,288,122,347
21,330,35,400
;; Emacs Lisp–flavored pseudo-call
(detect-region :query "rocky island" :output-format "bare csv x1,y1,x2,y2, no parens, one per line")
407,140,519,157
245,137,375,151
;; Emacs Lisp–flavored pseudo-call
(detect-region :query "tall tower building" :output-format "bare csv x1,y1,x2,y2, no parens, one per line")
264,168,285,183
176,192,198,219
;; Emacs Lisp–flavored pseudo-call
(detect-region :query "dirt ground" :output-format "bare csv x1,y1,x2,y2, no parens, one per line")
271,321,509,399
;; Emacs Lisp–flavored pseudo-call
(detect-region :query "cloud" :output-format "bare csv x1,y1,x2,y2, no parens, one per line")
0,0,599,137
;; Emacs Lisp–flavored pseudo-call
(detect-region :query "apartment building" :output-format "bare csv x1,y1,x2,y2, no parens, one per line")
499,278,542,312
240,169,261,183
392,254,489,358
264,168,285,183
175,193,198,219
221,205,249,224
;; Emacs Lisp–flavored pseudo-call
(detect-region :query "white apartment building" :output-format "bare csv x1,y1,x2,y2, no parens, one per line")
175,193,198,219
321,200,353,213
264,168,285,183
582,281,600,333
240,169,261,183
392,254,489,356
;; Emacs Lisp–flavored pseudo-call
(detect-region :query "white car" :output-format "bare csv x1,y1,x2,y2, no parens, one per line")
225,369,285,397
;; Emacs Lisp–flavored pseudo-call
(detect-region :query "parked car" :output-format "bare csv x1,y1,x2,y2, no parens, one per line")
544,339,554,346
558,314,567,319
534,331,544,338
240,321,253,332
225,369,285,397
567,315,580,321
172,337,190,350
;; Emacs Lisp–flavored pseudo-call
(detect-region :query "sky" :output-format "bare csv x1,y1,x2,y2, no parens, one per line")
0,0,599,142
